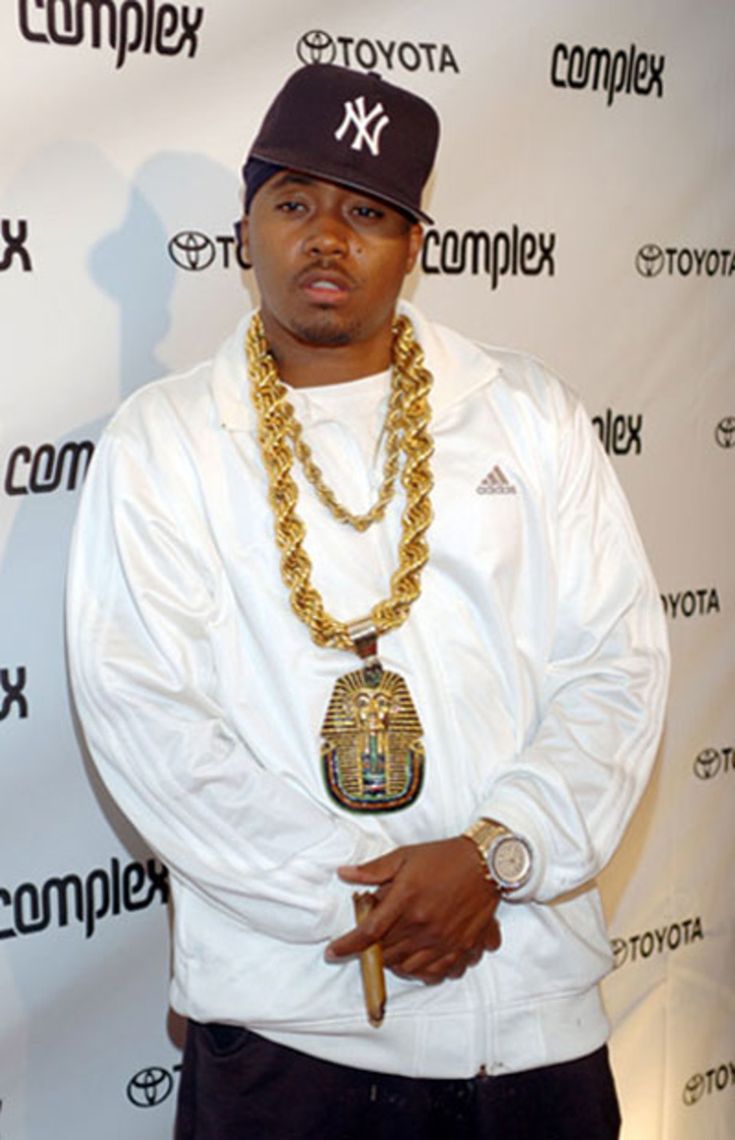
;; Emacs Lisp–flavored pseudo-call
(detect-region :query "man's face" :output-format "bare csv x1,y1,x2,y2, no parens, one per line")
240,171,422,355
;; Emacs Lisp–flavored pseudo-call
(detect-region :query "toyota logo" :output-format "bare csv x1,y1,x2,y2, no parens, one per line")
168,231,216,271
715,416,735,448
610,938,628,969
635,243,665,277
693,748,722,780
682,1073,705,1106
297,29,337,65
127,1066,174,1108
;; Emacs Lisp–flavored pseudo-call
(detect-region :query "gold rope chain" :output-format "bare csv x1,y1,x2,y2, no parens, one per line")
246,311,434,651
288,360,404,532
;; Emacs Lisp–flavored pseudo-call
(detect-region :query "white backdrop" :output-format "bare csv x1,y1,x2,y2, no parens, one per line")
1,2,733,1137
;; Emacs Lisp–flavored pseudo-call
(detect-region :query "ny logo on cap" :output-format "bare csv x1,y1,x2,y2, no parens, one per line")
334,96,390,156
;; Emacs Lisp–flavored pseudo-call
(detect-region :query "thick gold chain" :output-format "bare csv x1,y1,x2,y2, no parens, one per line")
246,311,434,651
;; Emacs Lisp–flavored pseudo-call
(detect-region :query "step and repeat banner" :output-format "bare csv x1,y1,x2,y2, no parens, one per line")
1,1,732,1136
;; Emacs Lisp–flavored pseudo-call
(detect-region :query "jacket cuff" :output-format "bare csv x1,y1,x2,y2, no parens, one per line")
470,798,548,902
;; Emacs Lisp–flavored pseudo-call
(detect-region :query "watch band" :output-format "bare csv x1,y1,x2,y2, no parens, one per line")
463,818,533,892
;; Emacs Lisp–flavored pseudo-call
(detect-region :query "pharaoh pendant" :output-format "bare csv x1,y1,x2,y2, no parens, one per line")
320,627,424,812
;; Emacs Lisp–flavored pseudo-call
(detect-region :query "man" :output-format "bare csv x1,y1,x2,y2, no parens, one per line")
67,64,669,1138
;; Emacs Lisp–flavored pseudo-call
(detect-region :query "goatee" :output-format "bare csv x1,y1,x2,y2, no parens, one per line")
292,313,359,348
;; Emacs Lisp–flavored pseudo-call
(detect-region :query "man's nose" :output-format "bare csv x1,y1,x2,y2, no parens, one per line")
304,211,349,257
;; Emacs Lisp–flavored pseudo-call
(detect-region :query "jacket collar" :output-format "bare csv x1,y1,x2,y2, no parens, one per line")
213,302,501,433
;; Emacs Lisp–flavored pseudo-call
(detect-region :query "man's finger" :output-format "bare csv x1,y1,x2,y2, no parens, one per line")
337,850,403,885
389,949,469,984
326,923,374,960
327,879,414,959
483,920,502,952
380,935,429,967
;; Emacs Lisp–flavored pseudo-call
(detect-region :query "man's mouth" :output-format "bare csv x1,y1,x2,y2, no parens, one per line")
297,268,354,304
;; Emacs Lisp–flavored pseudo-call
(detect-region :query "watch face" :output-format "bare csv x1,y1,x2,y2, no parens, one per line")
492,836,531,888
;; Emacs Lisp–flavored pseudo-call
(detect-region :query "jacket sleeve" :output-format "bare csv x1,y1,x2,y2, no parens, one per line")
476,388,669,903
67,420,390,944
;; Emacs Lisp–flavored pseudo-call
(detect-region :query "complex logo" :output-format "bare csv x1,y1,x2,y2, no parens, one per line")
4,440,94,496
636,244,735,278
335,98,389,156
168,231,247,272
611,916,703,969
0,668,28,722
683,1063,735,1106
715,416,735,448
127,1066,176,1108
0,219,32,272
693,747,733,781
0,857,168,941
18,0,204,69
296,29,459,74
660,588,720,619
591,409,643,455
551,42,664,105
421,227,555,290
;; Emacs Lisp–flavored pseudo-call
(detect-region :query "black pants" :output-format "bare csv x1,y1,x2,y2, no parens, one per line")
175,1021,621,1140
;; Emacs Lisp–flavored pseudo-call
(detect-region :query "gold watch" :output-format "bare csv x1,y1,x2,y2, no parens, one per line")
463,819,533,892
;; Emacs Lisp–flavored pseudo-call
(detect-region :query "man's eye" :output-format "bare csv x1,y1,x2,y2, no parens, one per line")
276,200,305,213
353,205,383,220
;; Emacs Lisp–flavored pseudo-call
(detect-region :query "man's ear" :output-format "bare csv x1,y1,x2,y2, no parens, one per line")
238,215,250,264
406,223,423,275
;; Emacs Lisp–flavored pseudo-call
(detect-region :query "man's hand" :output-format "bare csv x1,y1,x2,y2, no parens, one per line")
327,838,501,985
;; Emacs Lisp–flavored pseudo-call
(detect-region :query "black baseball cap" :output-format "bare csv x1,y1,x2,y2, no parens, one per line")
243,64,440,223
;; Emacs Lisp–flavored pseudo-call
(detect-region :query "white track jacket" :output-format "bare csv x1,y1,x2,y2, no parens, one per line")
67,303,669,1078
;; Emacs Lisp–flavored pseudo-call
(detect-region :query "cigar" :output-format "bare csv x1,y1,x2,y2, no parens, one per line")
353,892,386,1028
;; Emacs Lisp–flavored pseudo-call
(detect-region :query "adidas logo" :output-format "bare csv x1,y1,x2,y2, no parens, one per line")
476,465,517,495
